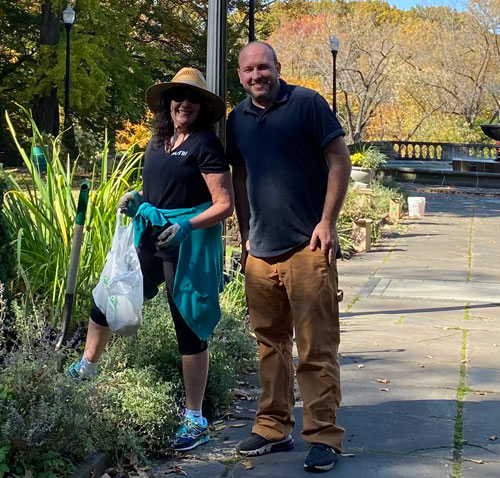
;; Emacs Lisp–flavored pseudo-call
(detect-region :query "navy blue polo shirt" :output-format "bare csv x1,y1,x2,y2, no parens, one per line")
227,80,345,257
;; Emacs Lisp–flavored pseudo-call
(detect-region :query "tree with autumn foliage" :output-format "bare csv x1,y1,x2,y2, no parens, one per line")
263,0,500,143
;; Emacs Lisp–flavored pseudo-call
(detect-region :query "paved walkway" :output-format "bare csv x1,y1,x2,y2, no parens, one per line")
153,186,500,478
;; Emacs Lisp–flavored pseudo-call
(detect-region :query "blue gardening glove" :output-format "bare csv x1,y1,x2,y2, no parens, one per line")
117,190,142,217
156,219,193,250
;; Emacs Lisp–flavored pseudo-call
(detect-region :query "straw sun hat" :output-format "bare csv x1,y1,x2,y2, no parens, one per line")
146,67,226,123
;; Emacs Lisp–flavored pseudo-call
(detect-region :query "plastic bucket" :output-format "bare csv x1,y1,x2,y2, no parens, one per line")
408,197,426,217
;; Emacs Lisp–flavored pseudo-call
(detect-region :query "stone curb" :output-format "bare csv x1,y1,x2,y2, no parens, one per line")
69,452,109,478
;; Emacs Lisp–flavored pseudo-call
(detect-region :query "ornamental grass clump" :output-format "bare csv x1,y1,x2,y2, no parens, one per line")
3,107,143,327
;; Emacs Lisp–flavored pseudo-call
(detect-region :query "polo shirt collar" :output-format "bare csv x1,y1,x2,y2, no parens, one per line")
243,79,290,114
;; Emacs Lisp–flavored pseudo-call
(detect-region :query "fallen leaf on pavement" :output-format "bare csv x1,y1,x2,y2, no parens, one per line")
163,465,187,475
466,459,484,464
243,461,254,470
212,424,226,431
425,355,433,359
232,389,252,400
380,388,390,392
248,408,257,413
340,453,355,457
357,364,365,369
489,435,498,441
212,419,224,425
376,379,391,384
474,391,486,396
137,469,153,478
418,364,425,368
230,423,246,428
461,359,470,363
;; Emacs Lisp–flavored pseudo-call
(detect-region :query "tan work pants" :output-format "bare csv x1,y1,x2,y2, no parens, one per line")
245,245,344,452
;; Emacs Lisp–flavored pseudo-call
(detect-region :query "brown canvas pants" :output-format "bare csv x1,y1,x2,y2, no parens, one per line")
245,245,344,452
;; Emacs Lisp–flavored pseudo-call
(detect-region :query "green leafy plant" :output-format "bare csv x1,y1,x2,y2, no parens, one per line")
3,106,143,326
338,180,407,252
350,146,387,169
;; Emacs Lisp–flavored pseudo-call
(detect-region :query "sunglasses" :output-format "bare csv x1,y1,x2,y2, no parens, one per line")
169,88,204,104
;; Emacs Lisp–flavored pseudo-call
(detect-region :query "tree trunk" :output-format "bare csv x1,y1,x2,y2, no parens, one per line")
32,1,60,136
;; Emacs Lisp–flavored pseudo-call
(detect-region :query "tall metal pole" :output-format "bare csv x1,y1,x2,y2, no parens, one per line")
249,0,255,42
64,23,72,127
332,50,337,114
207,0,228,265
330,36,339,115
206,0,227,144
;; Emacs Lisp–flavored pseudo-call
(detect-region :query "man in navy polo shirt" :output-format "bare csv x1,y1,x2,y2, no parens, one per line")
227,41,351,473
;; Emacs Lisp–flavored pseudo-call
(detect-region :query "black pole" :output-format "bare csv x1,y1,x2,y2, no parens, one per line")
332,50,337,114
64,23,71,127
249,0,255,42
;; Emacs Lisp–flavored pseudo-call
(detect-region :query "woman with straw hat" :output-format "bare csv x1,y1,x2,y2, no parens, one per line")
68,67,233,451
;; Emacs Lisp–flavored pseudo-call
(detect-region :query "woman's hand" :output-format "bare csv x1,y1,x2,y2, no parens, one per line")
156,220,193,250
117,190,142,217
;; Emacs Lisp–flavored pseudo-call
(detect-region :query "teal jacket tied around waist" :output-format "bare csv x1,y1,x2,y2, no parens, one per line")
133,201,224,341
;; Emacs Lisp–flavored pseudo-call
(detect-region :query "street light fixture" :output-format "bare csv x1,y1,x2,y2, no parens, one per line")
63,4,75,128
330,35,339,114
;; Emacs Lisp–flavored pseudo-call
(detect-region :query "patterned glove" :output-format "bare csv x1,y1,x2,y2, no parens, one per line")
156,219,193,250
117,190,142,217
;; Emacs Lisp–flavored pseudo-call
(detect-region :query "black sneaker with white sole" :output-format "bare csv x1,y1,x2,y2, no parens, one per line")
236,433,294,456
304,443,339,472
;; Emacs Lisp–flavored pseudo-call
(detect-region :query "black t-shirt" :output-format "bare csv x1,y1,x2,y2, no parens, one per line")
227,80,345,257
143,129,229,210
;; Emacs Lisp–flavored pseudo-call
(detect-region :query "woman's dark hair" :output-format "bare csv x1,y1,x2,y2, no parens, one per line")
152,88,215,149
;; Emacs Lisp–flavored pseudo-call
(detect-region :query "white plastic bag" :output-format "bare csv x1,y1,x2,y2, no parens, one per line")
92,212,143,336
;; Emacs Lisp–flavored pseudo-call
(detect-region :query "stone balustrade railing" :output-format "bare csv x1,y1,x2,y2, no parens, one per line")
356,141,499,161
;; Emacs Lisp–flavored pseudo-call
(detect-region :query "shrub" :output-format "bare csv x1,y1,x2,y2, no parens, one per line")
0,303,137,477
350,146,387,169
0,272,255,475
338,180,407,251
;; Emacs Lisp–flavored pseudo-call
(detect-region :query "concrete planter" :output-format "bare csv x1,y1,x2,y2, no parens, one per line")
350,166,375,188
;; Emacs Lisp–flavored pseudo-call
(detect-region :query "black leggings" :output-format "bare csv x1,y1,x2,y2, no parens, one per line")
90,247,208,356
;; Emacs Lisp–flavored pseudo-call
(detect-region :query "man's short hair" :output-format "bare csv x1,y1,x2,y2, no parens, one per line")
238,41,278,66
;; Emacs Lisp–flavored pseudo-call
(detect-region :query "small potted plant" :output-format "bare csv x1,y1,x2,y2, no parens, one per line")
350,146,387,187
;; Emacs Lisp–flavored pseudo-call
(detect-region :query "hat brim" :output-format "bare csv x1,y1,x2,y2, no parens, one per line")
146,81,226,123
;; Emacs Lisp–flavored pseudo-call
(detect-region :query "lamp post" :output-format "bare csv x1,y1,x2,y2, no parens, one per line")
330,35,339,114
249,0,255,42
63,4,75,128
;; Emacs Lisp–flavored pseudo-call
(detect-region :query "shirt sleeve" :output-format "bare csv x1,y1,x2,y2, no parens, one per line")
309,93,345,151
196,132,230,173
226,112,246,168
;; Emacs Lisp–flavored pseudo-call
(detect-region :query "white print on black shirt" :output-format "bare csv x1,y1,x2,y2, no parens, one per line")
171,150,188,156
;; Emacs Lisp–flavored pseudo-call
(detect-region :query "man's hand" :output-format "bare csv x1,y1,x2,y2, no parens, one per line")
117,190,142,217
240,239,250,273
310,220,339,267
156,220,193,250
